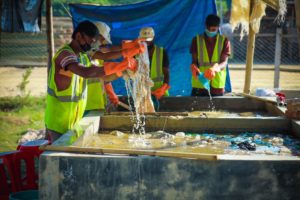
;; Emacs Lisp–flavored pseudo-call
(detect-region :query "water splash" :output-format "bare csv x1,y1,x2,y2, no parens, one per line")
123,42,155,141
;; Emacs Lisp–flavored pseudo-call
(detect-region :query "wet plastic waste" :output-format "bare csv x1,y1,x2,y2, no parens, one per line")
198,72,210,90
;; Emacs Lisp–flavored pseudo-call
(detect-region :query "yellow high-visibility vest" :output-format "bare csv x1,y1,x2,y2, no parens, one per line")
191,34,226,89
85,59,107,110
150,45,169,96
45,45,88,134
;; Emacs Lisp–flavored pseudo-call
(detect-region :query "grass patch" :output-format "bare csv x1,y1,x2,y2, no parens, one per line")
0,96,46,152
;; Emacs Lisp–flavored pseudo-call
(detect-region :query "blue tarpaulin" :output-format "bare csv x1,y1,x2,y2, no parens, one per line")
69,0,231,96
1,0,44,32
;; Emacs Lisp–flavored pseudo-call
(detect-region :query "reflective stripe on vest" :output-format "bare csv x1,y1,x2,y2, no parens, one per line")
85,59,106,110
191,34,226,89
45,45,87,134
47,84,86,102
150,45,169,96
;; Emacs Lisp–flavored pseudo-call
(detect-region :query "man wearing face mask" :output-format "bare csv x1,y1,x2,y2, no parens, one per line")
190,14,231,96
138,27,170,111
84,22,123,113
45,20,143,142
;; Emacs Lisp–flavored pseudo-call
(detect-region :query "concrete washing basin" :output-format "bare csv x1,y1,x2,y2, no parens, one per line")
39,96,300,200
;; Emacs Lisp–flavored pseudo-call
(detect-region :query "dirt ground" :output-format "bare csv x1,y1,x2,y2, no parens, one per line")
0,66,300,97
0,67,47,97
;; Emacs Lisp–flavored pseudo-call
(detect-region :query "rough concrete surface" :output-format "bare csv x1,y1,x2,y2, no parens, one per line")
39,152,300,200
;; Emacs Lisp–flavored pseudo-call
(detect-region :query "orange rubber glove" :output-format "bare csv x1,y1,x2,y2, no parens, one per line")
204,64,220,80
122,43,145,58
127,57,138,72
122,38,145,49
104,83,119,105
103,58,137,76
204,68,215,80
104,61,125,76
190,64,200,79
151,83,170,100
122,38,145,58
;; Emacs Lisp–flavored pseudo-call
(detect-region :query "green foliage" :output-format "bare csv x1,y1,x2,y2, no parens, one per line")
0,95,44,112
0,96,27,112
17,68,32,97
0,96,46,152
50,0,145,16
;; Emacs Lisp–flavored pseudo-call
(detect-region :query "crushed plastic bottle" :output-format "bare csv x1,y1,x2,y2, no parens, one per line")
198,72,210,90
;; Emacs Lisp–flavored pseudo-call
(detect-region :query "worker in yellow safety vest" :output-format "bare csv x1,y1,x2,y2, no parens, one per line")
138,27,170,110
190,14,231,96
85,22,124,113
45,20,144,142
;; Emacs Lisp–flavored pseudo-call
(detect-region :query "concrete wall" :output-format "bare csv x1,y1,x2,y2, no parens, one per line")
39,152,300,200
118,96,267,112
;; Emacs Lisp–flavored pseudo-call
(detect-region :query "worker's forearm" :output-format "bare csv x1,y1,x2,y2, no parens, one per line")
92,51,123,60
218,57,228,70
68,64,106,78
109,45,122,52
102,74,119,82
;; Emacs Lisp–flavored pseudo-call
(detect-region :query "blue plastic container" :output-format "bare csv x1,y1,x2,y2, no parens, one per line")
198,72,210,90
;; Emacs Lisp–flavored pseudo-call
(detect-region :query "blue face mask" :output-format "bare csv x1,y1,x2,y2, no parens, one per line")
205,29,218,38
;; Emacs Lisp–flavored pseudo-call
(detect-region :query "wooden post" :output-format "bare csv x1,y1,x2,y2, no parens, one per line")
0,0,2,50
243,0,256,94
274,27,282,89
46,0,54,75
295,0,300,57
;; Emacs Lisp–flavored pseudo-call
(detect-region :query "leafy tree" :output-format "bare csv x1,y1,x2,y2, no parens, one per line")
51,0,145,16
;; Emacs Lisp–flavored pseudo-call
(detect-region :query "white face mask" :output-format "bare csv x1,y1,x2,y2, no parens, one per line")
91,39,110,50
101,40,109,45
91,40,101,51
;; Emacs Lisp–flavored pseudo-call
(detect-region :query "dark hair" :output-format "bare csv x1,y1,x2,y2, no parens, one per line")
72,20,99,39
205,14,220,27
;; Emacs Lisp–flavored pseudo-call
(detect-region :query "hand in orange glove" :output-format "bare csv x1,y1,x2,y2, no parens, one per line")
204,64,220,80
104,58,137,76
104,61,125,76
104,83,119,105
190,64,200,79
122,43,145,58
126,57,138,72
122,38,146,50
204,68,215,80
151,83,170,100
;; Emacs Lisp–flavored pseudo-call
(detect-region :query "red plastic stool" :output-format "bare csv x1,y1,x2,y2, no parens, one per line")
0,151,20,200
17,139,50,155
14,140,50,190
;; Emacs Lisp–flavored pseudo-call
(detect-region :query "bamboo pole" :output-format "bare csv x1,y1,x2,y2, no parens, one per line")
118,101,131,111
295,0,300,57
243,0,256,94
46,0,54,75
40,145,217,160
0,0,2,56
274,26,282,89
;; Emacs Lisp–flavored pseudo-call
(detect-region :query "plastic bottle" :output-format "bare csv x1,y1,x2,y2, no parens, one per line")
198,72,210,90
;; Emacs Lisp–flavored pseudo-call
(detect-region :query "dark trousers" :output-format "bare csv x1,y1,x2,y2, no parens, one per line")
191,88,224,97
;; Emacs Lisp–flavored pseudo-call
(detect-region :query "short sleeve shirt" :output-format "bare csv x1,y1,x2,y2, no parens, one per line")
55,49,79,70
190,34,231,65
